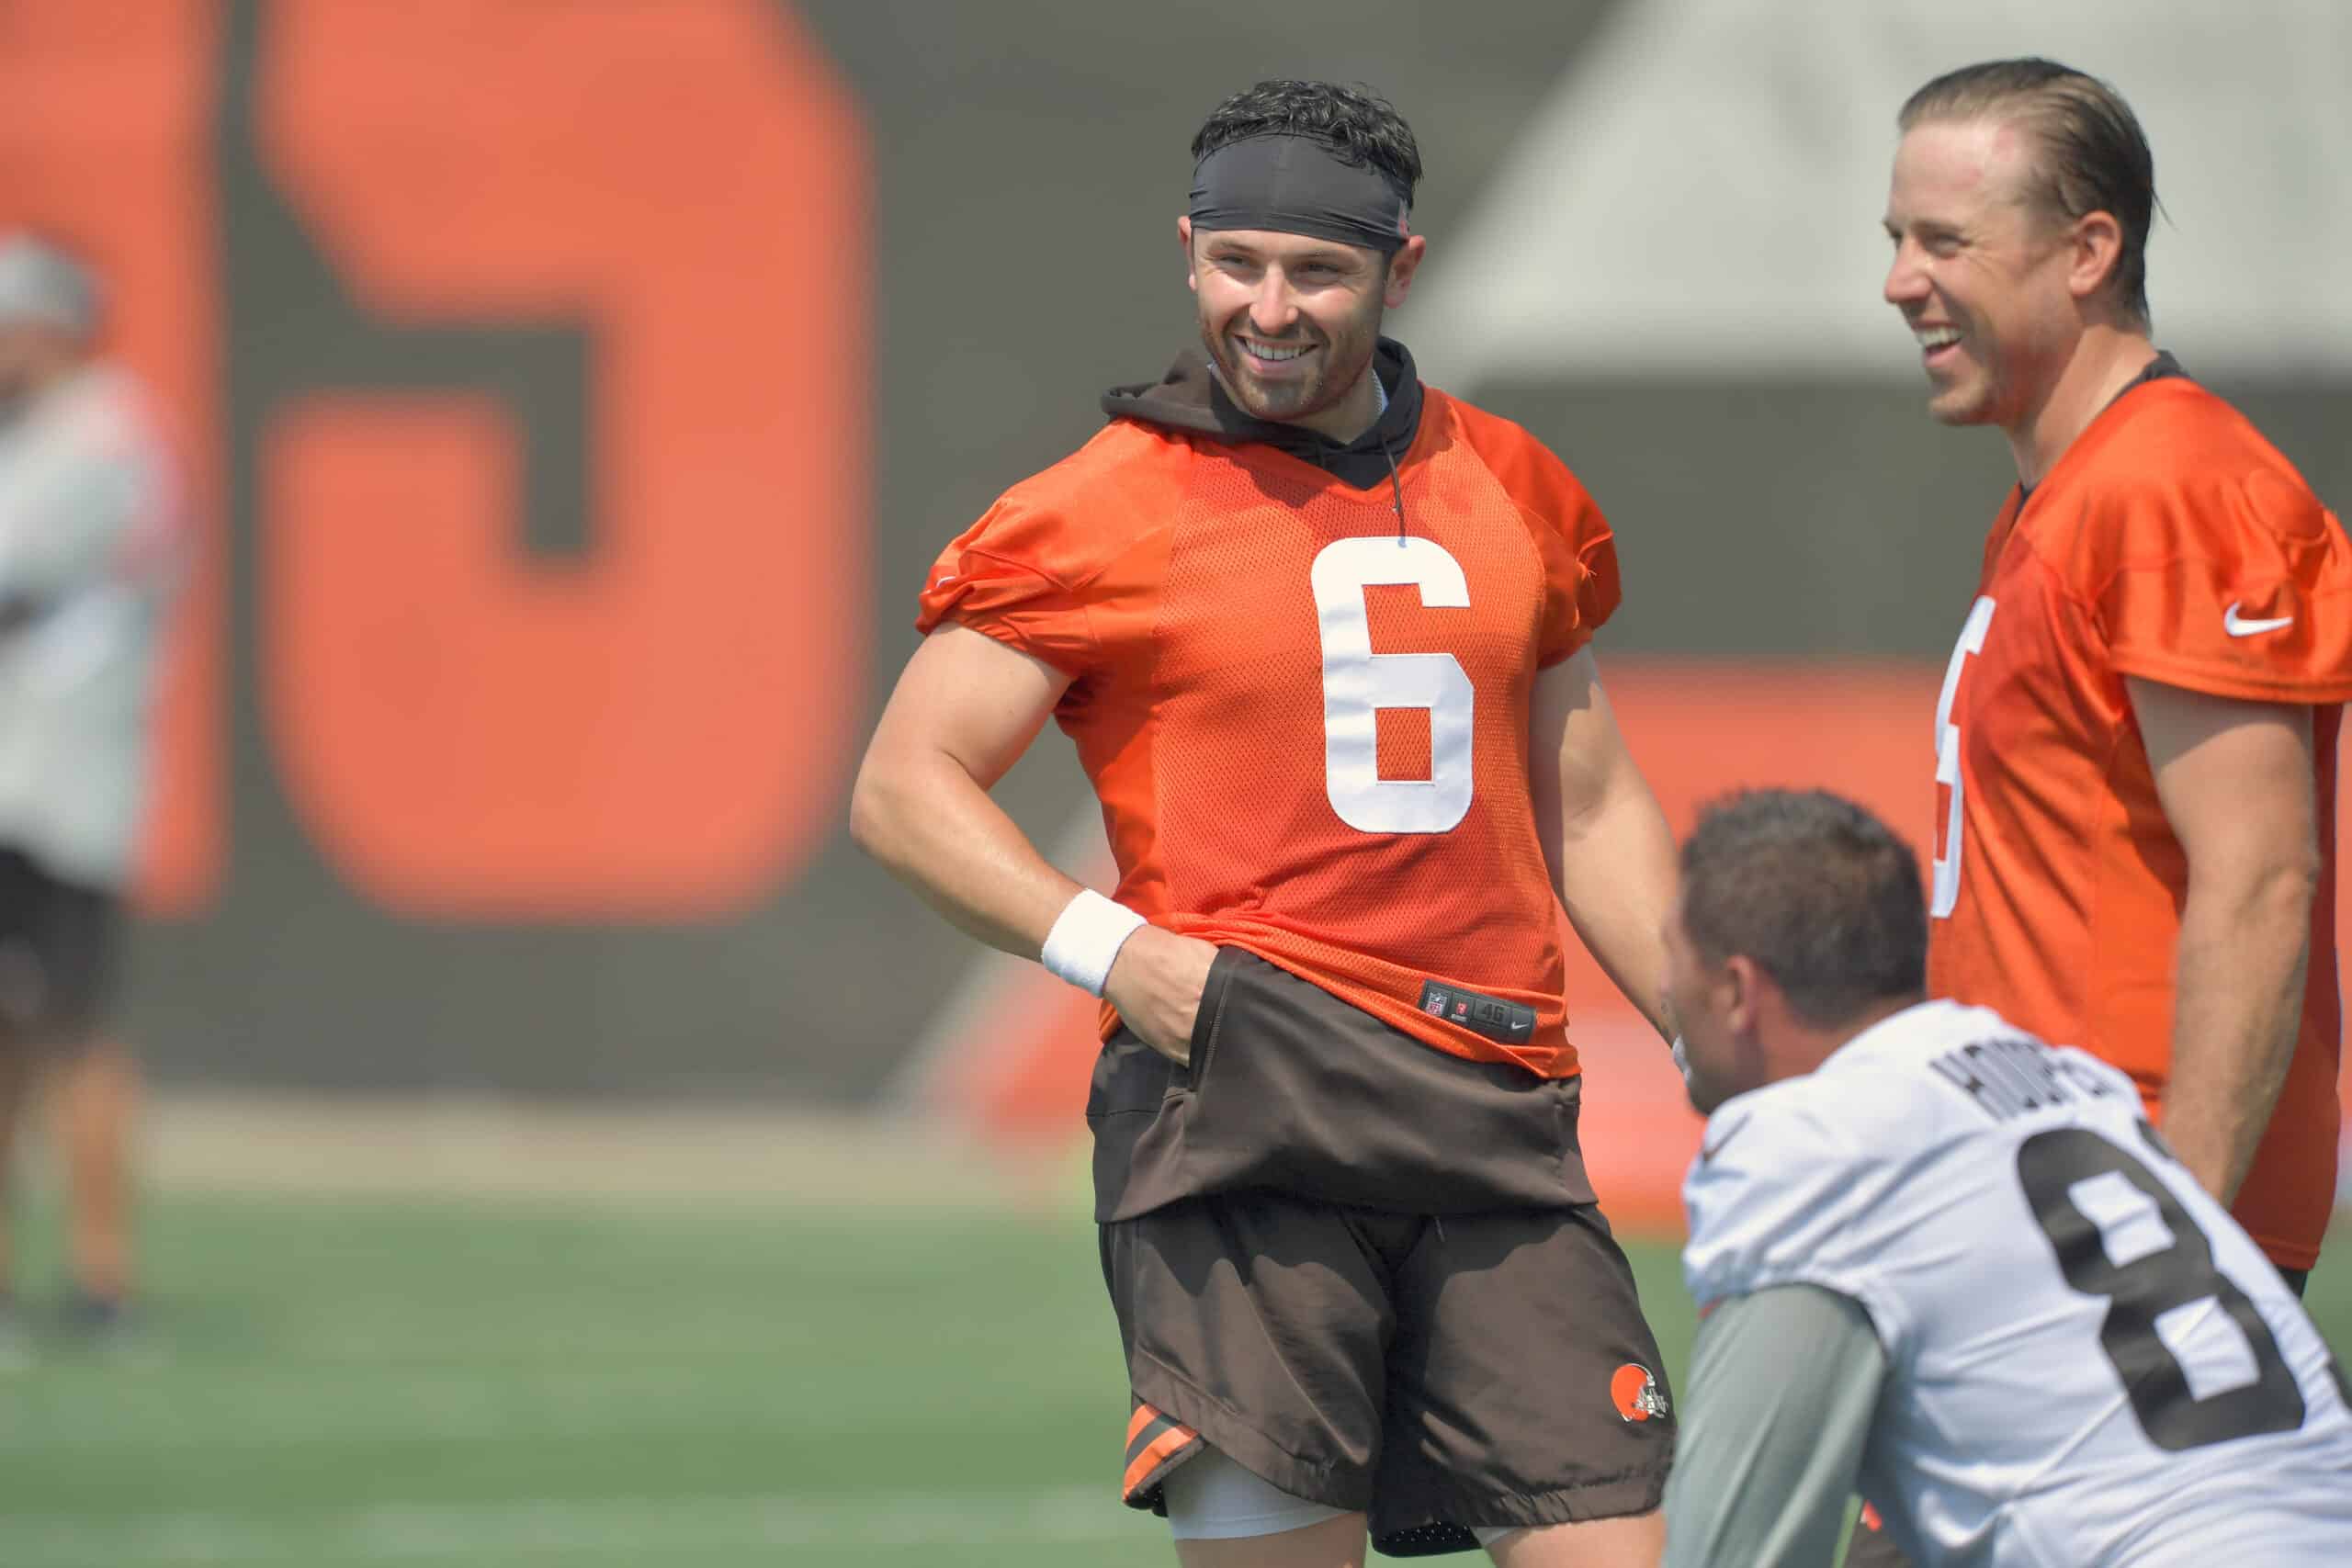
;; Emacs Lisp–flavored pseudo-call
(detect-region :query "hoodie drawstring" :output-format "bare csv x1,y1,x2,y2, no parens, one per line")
1381,434,1407,543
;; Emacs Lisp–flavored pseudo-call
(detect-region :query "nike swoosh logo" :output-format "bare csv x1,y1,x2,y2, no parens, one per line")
2225,602,2294,637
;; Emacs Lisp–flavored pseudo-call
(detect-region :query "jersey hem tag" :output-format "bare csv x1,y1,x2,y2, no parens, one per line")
1417,979,1536,1045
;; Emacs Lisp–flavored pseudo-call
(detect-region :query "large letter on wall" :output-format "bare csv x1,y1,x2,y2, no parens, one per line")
259,0,867,918
0,0,226,916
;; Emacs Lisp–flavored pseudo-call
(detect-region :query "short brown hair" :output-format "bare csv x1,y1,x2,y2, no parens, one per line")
1679,790,1927,1029
1900,58,2155,327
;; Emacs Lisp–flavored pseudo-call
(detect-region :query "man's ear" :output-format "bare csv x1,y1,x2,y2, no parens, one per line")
2066,209,2125,307
1384,233,1428,309
1722,953,1766,1039
1177,216,1197,294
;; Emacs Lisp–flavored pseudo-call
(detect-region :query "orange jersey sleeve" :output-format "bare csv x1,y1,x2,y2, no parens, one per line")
912,421,1192,677
1451,400,1623,666
1928,378,2350,1269
912,499,1102,675
2075,391,2352,704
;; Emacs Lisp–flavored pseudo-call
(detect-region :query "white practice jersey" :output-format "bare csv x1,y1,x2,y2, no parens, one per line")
0,365,182,890
1682,1000,2352,1567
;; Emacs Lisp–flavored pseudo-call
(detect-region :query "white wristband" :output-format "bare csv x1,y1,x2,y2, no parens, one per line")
1040,890,1148,997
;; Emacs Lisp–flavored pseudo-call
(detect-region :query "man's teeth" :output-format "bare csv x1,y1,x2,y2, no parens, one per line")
1916,327,1962,349
1243,341,1312,361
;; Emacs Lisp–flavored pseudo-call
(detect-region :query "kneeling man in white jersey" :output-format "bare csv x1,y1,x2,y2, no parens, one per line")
1660,789,2352,1568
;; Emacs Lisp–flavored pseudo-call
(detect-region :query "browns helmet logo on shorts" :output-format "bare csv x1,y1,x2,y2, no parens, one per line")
1611,1362,1668,1423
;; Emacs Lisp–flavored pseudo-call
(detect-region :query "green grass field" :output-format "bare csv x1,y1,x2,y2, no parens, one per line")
0,1190,2345,1567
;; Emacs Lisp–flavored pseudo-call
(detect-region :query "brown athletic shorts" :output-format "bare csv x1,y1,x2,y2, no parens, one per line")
1844,1504,1912,1568
1091,948,1675,1556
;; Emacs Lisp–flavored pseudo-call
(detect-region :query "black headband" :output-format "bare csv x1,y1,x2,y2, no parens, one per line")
1188,134,1410,254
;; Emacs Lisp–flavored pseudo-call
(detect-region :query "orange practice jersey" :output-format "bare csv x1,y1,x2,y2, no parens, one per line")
1928,374,2352,1269
915,389,1618,1078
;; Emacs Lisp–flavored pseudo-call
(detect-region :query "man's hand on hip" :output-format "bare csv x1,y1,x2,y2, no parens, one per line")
1104,927,1221,1066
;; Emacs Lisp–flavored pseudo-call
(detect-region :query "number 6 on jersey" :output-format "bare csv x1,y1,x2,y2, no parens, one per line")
1311,536,1473,834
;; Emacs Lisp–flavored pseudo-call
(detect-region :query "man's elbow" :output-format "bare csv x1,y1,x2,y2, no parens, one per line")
2252,833,2322,908
848,749,914,866
2198,847,2321,931
2256,855,2322,927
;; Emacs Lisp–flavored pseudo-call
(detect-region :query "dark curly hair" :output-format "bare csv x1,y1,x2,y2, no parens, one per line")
1191,80,1422,209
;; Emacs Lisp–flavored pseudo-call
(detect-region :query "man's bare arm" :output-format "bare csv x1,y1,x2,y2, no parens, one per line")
850,622,1216,1060
1530,648,1678,1039
851,623,1080,953
2130,677,2320,1205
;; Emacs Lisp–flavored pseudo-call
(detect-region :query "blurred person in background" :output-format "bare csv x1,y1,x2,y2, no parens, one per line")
856,79,1679,1568
1874,56,2352,1567
0,232,184,1355
1661,789,2352,1568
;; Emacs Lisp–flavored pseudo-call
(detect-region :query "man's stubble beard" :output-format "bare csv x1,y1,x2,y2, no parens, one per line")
1199,298,1384,428
1925,348,2007,428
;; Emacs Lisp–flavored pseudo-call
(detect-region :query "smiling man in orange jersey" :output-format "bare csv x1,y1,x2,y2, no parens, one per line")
1871,55,2352,1568
854,79,1679,1568
1892,57,2352,1291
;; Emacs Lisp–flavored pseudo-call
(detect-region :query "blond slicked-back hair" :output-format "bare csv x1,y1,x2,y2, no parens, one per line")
1900,58,2157,328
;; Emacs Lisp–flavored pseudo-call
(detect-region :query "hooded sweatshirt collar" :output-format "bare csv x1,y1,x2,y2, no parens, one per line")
1101,337,1424,491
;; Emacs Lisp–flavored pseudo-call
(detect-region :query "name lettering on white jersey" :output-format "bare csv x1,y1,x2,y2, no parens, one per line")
1926,1034,2122,1122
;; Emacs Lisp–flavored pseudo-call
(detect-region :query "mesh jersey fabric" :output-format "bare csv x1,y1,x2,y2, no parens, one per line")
915,386,1618,1077
1926,375,2352,1269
